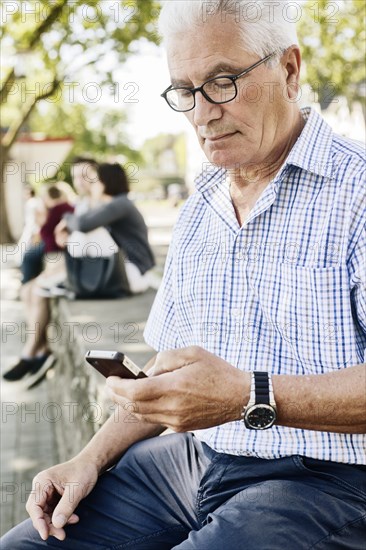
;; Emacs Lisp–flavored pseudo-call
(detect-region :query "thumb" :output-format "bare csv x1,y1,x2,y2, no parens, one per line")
52,482,83,528
152,349,188,376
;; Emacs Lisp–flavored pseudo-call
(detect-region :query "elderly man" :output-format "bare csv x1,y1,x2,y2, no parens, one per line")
2,1,365,548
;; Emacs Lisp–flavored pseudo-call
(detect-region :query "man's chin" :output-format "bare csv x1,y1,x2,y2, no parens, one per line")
204,151,249,171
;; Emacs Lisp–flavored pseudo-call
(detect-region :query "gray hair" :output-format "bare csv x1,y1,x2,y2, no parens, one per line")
159,0,299,65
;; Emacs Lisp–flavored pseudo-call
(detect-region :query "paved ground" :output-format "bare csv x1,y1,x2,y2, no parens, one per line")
0,202,179,537
0,256,59,536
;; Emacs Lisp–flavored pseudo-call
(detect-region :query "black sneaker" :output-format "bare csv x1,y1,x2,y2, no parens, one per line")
3,354,53,382
27,355,56,389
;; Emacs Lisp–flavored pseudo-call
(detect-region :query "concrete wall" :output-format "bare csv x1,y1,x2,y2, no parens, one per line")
48,291,156,461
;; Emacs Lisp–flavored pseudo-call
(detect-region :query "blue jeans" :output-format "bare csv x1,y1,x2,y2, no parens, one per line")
1,433,365,549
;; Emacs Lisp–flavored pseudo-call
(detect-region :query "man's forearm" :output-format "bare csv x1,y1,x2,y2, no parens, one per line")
76,354,164,474
274,363,366,433
77,405,165,474
96,350,365,437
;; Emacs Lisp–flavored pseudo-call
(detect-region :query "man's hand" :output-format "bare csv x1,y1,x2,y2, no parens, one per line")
26,458,98,541
106,346,250,432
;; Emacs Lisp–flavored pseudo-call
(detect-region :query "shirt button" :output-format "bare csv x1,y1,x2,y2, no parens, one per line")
233,308,241,317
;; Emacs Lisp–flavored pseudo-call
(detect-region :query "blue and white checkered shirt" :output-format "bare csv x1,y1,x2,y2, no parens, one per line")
144,107,366,464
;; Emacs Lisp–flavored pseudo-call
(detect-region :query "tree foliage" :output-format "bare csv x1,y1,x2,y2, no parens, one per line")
0,0,160,241
297,0,366,111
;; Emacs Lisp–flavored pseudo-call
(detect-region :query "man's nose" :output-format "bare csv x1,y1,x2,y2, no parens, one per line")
192,92,222,126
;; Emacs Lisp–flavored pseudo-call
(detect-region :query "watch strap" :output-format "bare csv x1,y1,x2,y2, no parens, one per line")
242,371,277,422
254,371,270,405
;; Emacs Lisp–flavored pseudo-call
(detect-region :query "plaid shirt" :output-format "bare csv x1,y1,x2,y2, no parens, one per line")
144,107,366,464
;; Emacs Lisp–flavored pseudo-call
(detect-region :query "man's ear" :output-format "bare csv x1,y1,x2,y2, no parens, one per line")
282,45,301,100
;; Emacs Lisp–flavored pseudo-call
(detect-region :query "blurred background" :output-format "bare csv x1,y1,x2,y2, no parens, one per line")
1,0,365,243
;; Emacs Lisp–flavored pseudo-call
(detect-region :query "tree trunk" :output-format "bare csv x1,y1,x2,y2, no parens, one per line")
0,78,59,244
0,146,13,243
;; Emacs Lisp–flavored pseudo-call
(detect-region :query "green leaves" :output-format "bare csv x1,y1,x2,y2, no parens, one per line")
1,0,160,161
297,0,366,111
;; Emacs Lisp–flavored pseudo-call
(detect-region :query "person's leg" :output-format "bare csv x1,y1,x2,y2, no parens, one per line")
20,242,46,326
20,242,45,288
22,283,50,358
22,252,67,357
20,281,34,326
173,455,366,550
1,433,215,550
9,280,52,384
3,247,53,381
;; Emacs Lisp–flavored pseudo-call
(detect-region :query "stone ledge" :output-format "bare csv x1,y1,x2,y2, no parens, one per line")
48,290,157,462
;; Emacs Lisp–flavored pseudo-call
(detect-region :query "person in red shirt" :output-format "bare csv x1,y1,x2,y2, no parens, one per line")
3,184,74,385
40,185,74,253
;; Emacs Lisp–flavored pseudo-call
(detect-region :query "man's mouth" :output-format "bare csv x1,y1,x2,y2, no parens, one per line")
203,132,236,142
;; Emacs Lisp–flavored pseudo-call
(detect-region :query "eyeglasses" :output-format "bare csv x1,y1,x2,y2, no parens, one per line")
161,53,276,112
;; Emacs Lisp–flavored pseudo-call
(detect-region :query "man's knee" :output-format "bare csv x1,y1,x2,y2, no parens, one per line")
1,519,49,550
114,432,192,474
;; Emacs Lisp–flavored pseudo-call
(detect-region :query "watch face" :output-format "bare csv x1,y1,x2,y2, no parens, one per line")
246,405,276,429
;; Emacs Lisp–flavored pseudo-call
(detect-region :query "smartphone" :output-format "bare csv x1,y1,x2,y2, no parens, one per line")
85,350,147,379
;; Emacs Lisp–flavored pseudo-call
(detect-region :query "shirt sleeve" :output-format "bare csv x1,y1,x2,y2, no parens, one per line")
64,197,130,233
143,238,181,351
349,228,366,337
348,173,366,341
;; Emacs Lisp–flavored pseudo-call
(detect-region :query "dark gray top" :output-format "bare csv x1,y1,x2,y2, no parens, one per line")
64,194,155,275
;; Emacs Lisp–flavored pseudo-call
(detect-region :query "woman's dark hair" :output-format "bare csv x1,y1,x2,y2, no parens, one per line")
72,156,98,170
97,163,130,196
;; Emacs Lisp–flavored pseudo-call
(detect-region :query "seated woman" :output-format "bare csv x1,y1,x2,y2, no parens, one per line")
3,166,155,388
60,162,155,296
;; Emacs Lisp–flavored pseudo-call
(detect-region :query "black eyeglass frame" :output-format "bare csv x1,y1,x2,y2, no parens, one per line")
161,52,276,112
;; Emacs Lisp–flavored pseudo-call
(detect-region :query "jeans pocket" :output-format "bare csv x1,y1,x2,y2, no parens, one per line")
294,455,366,500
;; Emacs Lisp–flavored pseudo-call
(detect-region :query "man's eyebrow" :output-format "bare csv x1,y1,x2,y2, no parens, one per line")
170,63,244,87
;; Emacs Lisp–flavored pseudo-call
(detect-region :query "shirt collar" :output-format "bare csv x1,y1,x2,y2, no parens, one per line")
194,107,335,194
286,107,334,179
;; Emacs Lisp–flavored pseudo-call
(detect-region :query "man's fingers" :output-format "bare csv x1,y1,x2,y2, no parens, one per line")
30,509,72,541
106,347,208,407
66,513,80,524
106,347,203,401
106,375,167,402
47,525,66,541
51,483,83,529
153,350,179,374
106,358,196,404
153,348,197,374
26,478,54,538
106,366,189,402
42,514,66,541
31,512,49,541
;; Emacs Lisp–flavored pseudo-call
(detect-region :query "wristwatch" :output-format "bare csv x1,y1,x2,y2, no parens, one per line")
242,371,277,430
